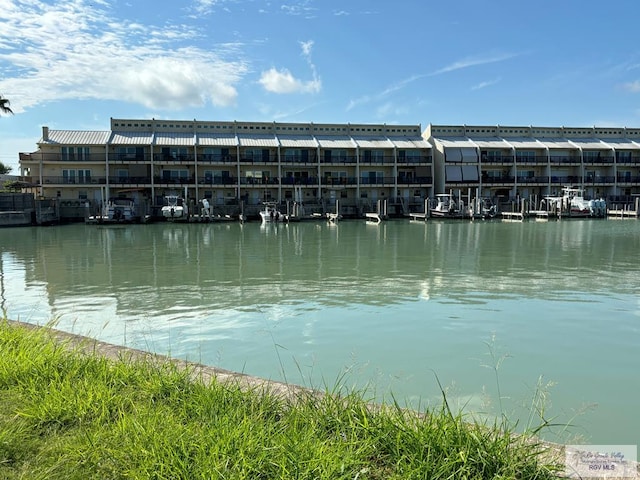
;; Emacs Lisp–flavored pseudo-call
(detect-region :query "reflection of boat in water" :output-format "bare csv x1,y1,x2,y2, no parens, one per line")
541,186,606,218
86,197,139,224
162,195,188,221
259,202,287,223
430,193,467,219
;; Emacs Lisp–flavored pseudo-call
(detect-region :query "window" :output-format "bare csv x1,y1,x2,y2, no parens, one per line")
161,169,189,181
78,169,91,183
361,171,383,184
398,150,421,163
117,147,144,160
161,147,189,160
62,169,76,183
516,151,536,162
362,150,384,162
202,148,230,161
61,147,91,161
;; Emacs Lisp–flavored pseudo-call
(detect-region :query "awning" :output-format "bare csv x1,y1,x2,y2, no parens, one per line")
278,135,318,148
237,134,278,147
471,137,511,149
153,132,195,146
445,147,478,162
315,136,356,149
352,137,394,149
197,133,237,147
567,138,610,150
537,138,579,150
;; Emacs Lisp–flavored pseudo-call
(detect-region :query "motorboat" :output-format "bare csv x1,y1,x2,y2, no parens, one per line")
86,197,138,224
476,197,498,219
162,195,188,221
259,202,287,223
541,186,606,218
430,193,466,219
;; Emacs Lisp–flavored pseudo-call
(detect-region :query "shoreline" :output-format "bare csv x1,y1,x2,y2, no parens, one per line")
7,319,638,479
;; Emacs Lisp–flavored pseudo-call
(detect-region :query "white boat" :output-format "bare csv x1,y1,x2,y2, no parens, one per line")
86,197,138,224
542,186,606,218
430,193,466,219
259,202,287,223
476,197,498,219
162,195,188,221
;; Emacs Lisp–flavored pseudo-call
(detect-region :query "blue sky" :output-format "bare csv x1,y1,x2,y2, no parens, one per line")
2,0,640,172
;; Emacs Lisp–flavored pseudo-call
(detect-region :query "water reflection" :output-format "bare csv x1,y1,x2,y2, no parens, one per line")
1,220,639,445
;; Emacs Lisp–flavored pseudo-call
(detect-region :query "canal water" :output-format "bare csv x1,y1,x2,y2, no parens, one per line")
0,219,638,446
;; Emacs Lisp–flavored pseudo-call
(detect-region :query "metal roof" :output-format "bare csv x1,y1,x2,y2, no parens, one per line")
468,137,512,149
599,138,640,149
431,136,478,148
352,137,394,149
197,133,238,147
566,138,611,149
153,132,195,146
278,135,318,148
391,138,432,149
539,138,578,150
237,134,278,147
315,136,356,149
109,132,152,145
41,130,110,145
502,137,545,149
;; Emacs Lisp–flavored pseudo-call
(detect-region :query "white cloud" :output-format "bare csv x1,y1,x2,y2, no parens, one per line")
430,53,518,76
471,77,501,91
258,68,320,94
0,0,248,113
621,80,640,93
258,40,321,94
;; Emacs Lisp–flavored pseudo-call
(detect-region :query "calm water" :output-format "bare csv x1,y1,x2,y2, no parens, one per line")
1,219,638,446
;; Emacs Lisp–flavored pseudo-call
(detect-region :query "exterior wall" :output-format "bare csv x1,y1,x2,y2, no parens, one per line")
18,120,433,218
424,124,640,204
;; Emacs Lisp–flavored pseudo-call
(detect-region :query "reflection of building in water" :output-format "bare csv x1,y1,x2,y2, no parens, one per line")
2,221,639,321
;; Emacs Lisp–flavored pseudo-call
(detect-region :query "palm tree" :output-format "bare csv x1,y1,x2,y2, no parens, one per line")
0,95,13,115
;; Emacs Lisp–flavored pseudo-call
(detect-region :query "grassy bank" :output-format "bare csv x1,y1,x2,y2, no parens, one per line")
0,319,563,479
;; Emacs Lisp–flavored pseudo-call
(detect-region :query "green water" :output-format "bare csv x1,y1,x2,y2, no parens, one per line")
1,218,638,446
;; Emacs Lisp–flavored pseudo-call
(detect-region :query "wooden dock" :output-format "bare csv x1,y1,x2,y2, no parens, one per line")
500,211,527,221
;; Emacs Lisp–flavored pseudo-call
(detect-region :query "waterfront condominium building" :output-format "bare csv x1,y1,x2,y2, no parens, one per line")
424,124,640,204
18,118,434,218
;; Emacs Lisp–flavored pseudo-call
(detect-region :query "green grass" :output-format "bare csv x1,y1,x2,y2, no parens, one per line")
0,319,563,479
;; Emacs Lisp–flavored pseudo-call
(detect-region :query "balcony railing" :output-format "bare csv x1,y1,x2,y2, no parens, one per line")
153,154,196,163
549,155,581,164
42,176,106,185
514,155,545,164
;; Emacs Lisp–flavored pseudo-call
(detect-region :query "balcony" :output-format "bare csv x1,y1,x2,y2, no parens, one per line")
108,176,152,185
549,155,581,165
197,154,235,164
359,154,395,165
111,153,151,163
26,153,107,163
42,176,106,185
397,154,432,165
153,176,195,185
199,176,236,185
514,155,546,165
483,155,515,164
320,155,357,164
153,154,195,163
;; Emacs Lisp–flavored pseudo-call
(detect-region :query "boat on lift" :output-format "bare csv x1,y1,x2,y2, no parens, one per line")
541,186,606,218
162,195,188,221
430,193,467,219
259,202,287,223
